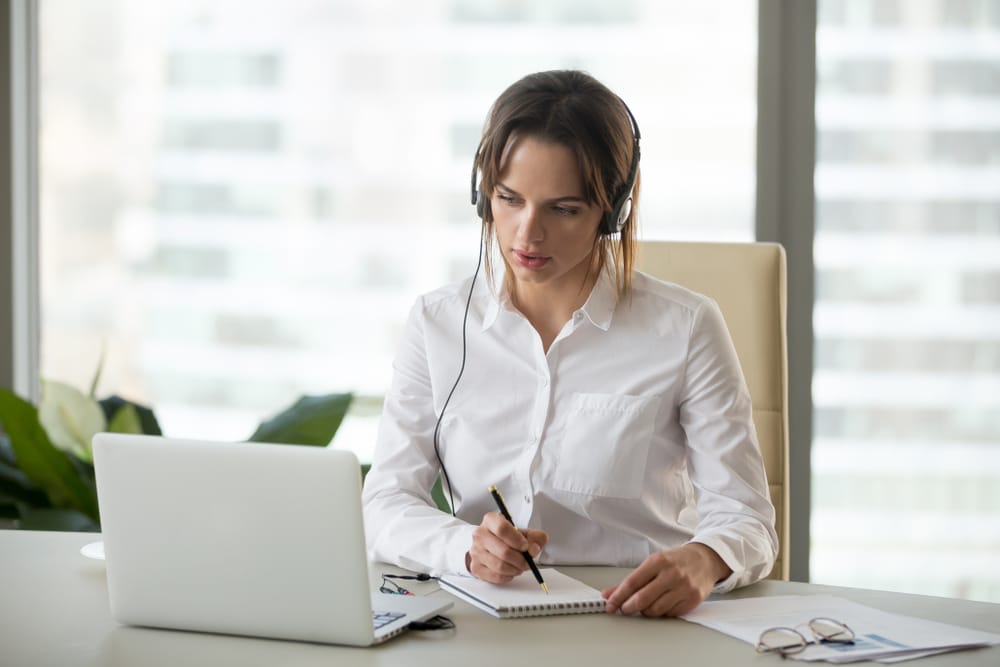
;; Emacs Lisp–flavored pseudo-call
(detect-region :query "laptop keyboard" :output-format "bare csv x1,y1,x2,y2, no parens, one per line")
373,610,406,629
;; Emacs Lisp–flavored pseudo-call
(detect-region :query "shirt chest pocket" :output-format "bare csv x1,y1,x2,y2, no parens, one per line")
549,392,660,499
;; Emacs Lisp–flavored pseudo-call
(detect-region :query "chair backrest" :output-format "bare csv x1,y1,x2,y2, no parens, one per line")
636,241,790,581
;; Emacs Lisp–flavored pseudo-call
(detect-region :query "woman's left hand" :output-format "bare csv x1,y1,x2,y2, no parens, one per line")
601,543,731,617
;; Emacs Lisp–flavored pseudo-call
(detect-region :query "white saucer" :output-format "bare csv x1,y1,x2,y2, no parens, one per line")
80,541,105,560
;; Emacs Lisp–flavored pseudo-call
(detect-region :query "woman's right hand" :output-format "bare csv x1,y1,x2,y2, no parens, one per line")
465,512,548,583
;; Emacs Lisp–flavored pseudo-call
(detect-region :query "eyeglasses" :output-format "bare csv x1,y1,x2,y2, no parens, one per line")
756,617,855,657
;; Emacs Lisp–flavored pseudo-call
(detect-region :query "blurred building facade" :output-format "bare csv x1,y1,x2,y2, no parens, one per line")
813,0,1000,601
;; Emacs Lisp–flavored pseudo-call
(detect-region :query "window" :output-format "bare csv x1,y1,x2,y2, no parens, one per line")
39,1,757,461
813,0,1000,602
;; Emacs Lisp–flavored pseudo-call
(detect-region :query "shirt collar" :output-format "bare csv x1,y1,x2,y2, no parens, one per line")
578,269,617,331
480,268,618,332
481,284,505,331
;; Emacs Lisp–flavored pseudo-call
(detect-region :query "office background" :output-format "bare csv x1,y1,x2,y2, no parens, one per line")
1,0,997,603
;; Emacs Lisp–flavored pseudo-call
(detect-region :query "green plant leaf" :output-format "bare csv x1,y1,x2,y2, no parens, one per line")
0,433,16,466
249,393,353,446
108,403,143,434
99,395,162,436
66,450,97,498
16,506,99,532
38,380,107,463
0,502,19,520
431,476,451,514
0,388,100,521
0,460,51,507
89,343,106,399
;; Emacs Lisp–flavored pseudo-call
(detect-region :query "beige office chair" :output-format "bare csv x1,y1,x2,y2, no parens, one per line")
636,241,790,581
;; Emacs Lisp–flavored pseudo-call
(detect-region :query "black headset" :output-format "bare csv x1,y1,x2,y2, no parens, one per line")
470,98,641,236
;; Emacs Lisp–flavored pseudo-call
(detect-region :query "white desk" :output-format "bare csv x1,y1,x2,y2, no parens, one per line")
2,530,998,666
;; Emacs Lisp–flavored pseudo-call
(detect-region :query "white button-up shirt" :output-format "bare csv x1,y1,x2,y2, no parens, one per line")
362,268,777,592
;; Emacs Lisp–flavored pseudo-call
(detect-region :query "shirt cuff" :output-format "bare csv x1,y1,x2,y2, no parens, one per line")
445,523,478,577
688,537,742,594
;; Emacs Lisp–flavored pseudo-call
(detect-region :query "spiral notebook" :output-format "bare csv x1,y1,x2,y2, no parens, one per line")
439,568,606,618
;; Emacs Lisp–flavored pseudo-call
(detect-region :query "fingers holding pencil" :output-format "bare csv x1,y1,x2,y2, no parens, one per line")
467,511,547,584
488,486,548,593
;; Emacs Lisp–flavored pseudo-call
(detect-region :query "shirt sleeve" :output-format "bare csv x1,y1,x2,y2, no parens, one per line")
678,298,778,592
361,297,476,577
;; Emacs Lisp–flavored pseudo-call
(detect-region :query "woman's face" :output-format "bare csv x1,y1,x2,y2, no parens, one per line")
490,136,603,297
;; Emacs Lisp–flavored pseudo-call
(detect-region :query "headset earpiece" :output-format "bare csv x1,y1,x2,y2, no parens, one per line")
475,188,486,219
471,156,486,220
601,100,642,236
614,195,633,232
603,185,634,235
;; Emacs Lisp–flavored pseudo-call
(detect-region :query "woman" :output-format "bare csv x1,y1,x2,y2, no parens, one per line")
362,70,776,617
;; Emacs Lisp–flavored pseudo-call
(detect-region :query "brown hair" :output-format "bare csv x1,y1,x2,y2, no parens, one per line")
474,70,640,298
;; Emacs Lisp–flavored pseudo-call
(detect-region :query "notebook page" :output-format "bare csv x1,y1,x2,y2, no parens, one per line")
439,568,606,618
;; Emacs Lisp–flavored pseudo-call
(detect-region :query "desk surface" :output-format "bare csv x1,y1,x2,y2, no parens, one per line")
2,530,998,667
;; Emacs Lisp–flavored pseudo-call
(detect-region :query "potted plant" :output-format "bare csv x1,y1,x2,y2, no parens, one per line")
0,380,352,531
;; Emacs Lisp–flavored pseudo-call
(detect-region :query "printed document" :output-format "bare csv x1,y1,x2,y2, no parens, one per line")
681,595,1000,663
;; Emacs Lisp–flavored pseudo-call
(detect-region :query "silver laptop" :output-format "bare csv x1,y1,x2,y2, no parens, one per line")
92,433,451,646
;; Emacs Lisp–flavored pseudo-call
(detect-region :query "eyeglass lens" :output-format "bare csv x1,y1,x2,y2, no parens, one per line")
809,618,854,643
757,627,808,655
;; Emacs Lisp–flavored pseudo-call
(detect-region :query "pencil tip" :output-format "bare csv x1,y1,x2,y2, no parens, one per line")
541,583,549,594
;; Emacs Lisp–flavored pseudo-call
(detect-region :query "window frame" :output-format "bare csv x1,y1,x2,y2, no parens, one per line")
1,0,41,403
756,0,817,583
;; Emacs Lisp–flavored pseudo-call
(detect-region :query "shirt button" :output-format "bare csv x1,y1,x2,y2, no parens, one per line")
540,377,549,387
524,495,531,504
573,312,582,321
